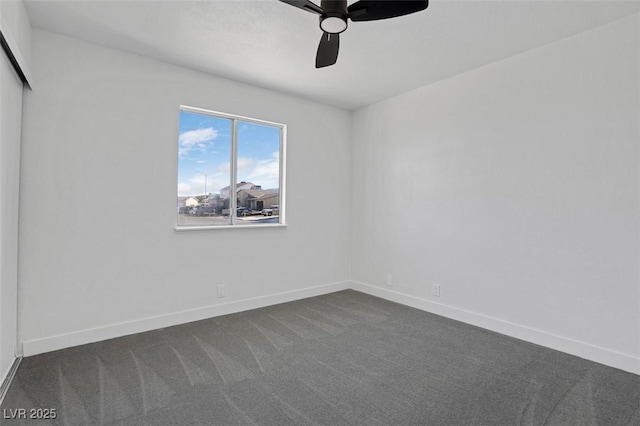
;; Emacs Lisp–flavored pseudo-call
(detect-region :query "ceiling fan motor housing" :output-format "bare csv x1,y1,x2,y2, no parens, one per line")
319,0,348,33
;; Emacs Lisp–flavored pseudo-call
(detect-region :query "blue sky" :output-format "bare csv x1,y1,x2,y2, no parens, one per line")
178,110,281,197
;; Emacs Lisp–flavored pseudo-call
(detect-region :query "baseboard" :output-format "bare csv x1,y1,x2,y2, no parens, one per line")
0,357,22,406
22,281,351,357
350,281,640,375
19,279,640,376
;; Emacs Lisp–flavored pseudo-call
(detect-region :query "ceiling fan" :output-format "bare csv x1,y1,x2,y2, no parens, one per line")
279,0,429,68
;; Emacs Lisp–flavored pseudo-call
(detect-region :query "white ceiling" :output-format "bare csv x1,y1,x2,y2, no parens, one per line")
24,0,639,110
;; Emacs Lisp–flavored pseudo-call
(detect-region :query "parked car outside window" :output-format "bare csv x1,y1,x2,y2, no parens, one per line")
262,205,279,216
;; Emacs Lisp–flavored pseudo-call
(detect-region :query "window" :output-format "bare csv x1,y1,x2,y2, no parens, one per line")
176,106,286,228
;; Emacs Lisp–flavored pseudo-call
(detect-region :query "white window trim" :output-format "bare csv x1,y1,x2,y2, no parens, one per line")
174,224,288,232
175,105,287,230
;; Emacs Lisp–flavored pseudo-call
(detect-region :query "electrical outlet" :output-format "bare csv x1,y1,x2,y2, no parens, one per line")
217,284,226,298
386,274,393,287
432,284,441,297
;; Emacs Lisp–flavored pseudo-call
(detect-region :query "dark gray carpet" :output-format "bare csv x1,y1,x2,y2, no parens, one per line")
2,290,639,425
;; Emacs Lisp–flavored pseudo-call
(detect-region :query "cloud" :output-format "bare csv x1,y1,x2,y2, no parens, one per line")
186,173,229,195
177,183,193,197
239,154,280,189
179,127,218,158
237,157,257,173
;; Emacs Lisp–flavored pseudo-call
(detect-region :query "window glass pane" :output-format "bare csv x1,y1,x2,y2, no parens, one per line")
177,111,232,226
236,121,281,225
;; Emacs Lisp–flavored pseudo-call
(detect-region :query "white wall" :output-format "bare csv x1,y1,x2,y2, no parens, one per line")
18,30,352,354
351,15,640,373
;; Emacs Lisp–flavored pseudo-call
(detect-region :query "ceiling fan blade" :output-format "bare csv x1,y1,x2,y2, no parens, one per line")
279,0,323,15
316,32,339,68
348,0,428,21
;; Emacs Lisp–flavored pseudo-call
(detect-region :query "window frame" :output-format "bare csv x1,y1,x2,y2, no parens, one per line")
175,105,287,230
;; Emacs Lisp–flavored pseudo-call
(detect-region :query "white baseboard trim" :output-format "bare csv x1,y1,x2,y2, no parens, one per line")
22,281,351,357
350,281,640,376
20,280,640,376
